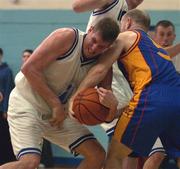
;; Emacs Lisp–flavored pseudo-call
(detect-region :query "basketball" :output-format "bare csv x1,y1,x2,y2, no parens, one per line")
72,88,109,125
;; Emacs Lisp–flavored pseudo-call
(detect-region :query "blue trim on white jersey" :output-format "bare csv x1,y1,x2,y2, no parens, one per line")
56,28,79,60
149,147,166,157
69,134,96,156
117,10,127,21
81,58,97,66
92,0,119,16
17,147,41,160
106,127,115,137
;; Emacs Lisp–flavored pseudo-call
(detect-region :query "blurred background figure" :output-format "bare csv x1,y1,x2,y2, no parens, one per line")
22,49,33,64
0,48,16,164
154,20,180,74
148,25,155,39
154,20,176,47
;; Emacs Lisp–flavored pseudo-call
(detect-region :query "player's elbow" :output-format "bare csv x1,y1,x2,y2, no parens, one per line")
21,62,34,78
72,2,83,13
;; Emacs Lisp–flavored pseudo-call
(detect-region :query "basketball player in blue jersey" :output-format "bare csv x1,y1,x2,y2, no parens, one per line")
0,18,119,169
71,9,180,169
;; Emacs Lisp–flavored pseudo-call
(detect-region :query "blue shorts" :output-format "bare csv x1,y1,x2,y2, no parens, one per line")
114,84,180,157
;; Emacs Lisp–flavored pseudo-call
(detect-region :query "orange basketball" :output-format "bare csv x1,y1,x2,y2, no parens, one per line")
72,88,109,125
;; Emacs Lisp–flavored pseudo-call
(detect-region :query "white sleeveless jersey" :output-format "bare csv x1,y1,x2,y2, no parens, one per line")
86,0,128,32
11,28,97,115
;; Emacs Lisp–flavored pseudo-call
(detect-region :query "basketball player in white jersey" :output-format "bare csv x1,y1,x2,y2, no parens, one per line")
0,18,119,169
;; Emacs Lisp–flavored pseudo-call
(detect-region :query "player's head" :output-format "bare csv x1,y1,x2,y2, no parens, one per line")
154,20,176,47
120,9,150,33
22,49,33,64
84,17,120,57
126,0,144,9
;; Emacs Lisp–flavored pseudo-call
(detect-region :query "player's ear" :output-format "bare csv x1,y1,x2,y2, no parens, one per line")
126,17,132,30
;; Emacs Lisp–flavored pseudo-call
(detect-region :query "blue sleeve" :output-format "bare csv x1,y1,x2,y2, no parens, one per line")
2,68,15,112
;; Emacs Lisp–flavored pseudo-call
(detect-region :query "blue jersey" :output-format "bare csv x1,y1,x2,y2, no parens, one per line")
114,30,180,157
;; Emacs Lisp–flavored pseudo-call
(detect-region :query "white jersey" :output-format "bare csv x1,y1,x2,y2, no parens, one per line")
11,28,96,117
86,0,128,32
172,53,180,73
86,0,132,133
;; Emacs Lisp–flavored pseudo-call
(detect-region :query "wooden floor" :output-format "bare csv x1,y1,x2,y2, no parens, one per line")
45,168,75,169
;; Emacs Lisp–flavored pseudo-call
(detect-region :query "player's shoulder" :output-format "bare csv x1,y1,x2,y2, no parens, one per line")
50,28,79,42
116,31,139,52
118,31,138,44
118,31,137,39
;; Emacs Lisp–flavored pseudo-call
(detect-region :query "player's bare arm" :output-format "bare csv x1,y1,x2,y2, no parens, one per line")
165,43,180,58
21,28,76,127
98,68,113,90
72,0,113,12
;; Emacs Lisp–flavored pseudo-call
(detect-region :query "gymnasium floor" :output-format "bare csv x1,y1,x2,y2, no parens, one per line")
45,168,75,169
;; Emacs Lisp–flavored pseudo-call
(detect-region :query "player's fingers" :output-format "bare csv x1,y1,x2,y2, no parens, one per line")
49,118,57,127
99,95,107,105
97,89,106,97
98,87,108,93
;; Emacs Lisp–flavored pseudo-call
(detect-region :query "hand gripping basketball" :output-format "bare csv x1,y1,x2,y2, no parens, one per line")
72,88,109,125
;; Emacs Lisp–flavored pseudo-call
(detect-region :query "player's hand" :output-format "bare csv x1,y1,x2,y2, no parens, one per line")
97,87,118,109
97,87,118,122
49,104,67,127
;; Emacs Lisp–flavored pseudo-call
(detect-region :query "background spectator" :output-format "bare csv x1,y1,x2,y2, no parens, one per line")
0,48,16,164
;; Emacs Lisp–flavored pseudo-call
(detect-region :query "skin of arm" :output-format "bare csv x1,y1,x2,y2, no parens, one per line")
72,0,112,12
21,28,75,127
98,68,113,89
165,43,180,58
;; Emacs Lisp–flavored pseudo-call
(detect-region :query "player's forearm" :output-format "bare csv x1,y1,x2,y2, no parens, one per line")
77,65,109,95
105,100,118,122
72,0,109,12
165,43,180,58
98,68,112,89
21,65,61,109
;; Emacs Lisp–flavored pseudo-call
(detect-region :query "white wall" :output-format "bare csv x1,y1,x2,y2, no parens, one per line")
0,0,180,10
